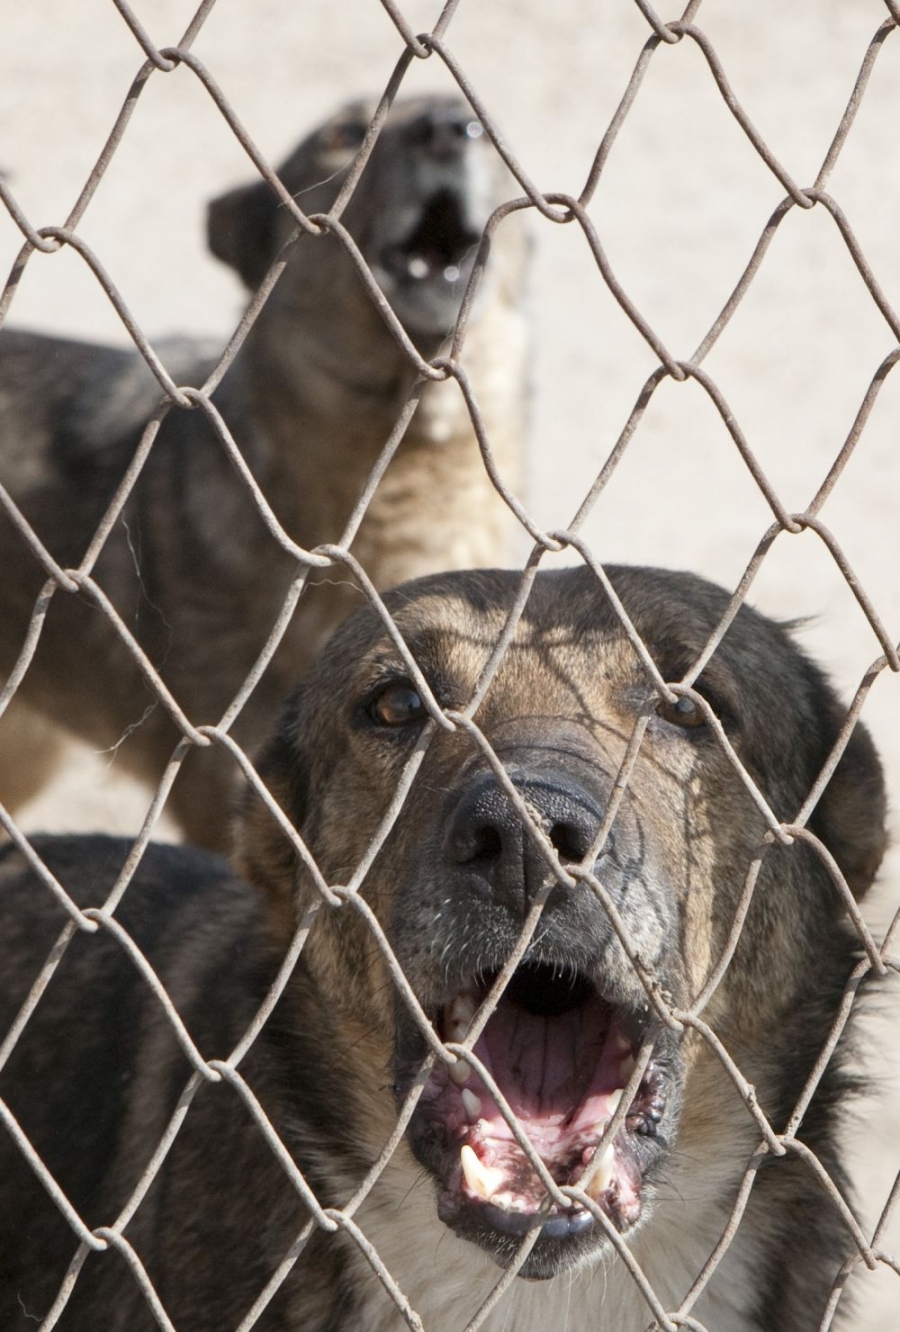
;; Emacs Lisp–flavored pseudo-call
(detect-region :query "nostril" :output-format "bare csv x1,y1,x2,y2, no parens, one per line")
447,814,507,867
447,113,472,138
465,822,504,865
548,821,589,864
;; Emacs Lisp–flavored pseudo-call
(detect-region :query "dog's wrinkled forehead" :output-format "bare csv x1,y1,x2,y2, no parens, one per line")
302,564,834,765
321,570,625,718
302,575,614,756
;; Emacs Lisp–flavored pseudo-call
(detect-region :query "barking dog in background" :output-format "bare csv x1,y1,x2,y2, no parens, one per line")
0,565,885,1331
0,95,529,846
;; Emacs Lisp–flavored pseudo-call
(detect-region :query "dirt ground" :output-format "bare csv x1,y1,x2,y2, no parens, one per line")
1,1,898,1325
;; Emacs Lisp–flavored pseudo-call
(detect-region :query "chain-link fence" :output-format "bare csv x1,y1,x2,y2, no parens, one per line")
0,1,898,1328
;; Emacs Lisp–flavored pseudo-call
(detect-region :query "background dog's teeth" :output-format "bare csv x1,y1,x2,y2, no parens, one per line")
586,1143,616,1200
460,1145,505,1201
448,1057,471,1087
461,1089,482,1120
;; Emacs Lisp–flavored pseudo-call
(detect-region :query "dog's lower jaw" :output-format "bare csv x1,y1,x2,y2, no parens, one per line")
349,1146,757,1332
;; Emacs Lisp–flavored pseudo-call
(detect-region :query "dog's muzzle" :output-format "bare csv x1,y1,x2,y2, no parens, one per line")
394,758,680,1277
363,101,498,339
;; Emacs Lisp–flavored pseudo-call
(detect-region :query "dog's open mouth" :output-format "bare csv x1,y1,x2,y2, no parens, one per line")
382,188,481,288
406,960,670,1268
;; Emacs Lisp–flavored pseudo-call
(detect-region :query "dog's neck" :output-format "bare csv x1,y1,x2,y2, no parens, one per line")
343,1149,765,1332
323,1086,769,1332
223,294,528,589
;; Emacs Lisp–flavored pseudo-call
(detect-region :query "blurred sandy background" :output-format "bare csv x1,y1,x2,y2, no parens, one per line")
0,1,898,1324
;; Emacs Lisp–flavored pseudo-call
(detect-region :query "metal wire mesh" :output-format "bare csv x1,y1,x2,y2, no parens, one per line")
0,1,898,1328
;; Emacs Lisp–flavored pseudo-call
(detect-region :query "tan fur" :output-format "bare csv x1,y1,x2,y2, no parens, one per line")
0,699,66,813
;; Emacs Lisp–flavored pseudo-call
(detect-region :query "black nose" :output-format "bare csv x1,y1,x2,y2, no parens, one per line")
445,771,606,918
407,103,481,158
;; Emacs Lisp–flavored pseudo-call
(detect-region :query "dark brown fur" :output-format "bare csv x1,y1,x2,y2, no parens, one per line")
0,96,528,845
0,566,885,1330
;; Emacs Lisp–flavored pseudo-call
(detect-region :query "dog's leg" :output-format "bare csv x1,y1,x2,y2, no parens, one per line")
163,742,245,851
0,698,68,820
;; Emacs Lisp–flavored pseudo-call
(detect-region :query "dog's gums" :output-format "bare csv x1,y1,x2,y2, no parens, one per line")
412,962,668,1258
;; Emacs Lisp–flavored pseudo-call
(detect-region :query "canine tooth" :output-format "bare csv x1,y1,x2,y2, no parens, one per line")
620,1053,636,1083
586,1142,616,1200
446,993,478,1042
448,1057,471,1087
607,1089,623,1116
460,1145,505,1201
461,1089,482,1121
445,994,478,1085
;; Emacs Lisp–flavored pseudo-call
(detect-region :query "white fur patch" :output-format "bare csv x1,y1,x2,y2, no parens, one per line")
342,1133,765,1332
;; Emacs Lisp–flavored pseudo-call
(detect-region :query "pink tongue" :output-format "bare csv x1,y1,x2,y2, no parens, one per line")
480,994,610,1125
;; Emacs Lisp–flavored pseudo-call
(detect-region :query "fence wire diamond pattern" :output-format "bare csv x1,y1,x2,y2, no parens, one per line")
0,1,898,1329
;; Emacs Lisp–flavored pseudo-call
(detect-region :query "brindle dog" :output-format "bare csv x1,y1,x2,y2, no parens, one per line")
0,95,528,846
0,566,885,1331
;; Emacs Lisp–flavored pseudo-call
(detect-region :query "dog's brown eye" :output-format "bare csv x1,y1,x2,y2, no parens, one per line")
656,694,706,729
368,680,427,728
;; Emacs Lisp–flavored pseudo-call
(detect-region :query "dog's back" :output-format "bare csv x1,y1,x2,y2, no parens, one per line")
0,836,322,1330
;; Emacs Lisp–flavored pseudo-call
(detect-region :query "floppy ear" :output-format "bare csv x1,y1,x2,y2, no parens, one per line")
207,178,279,291
233,690,309,929
810,718,887,901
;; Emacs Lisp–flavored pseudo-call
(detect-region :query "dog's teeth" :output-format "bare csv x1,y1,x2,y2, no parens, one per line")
460,1145,505,1201
461,1089,482,1121
446,993,478,1044
448,992,478,1029
448,1057,471,1087
445,994,477,1084
491,1190,524,1212
620,1053,636,1083
586,1143,616,1201
607,1088,623,1116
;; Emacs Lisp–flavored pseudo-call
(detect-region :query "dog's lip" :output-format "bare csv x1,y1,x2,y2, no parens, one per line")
379,187,481,287
415,962,665,1248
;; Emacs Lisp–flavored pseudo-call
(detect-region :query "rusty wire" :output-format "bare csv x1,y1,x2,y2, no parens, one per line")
0,1,898,1329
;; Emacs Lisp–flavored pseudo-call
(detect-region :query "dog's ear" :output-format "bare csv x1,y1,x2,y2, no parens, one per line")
233,693,309,927
810,717,887,901
207,179,278,291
